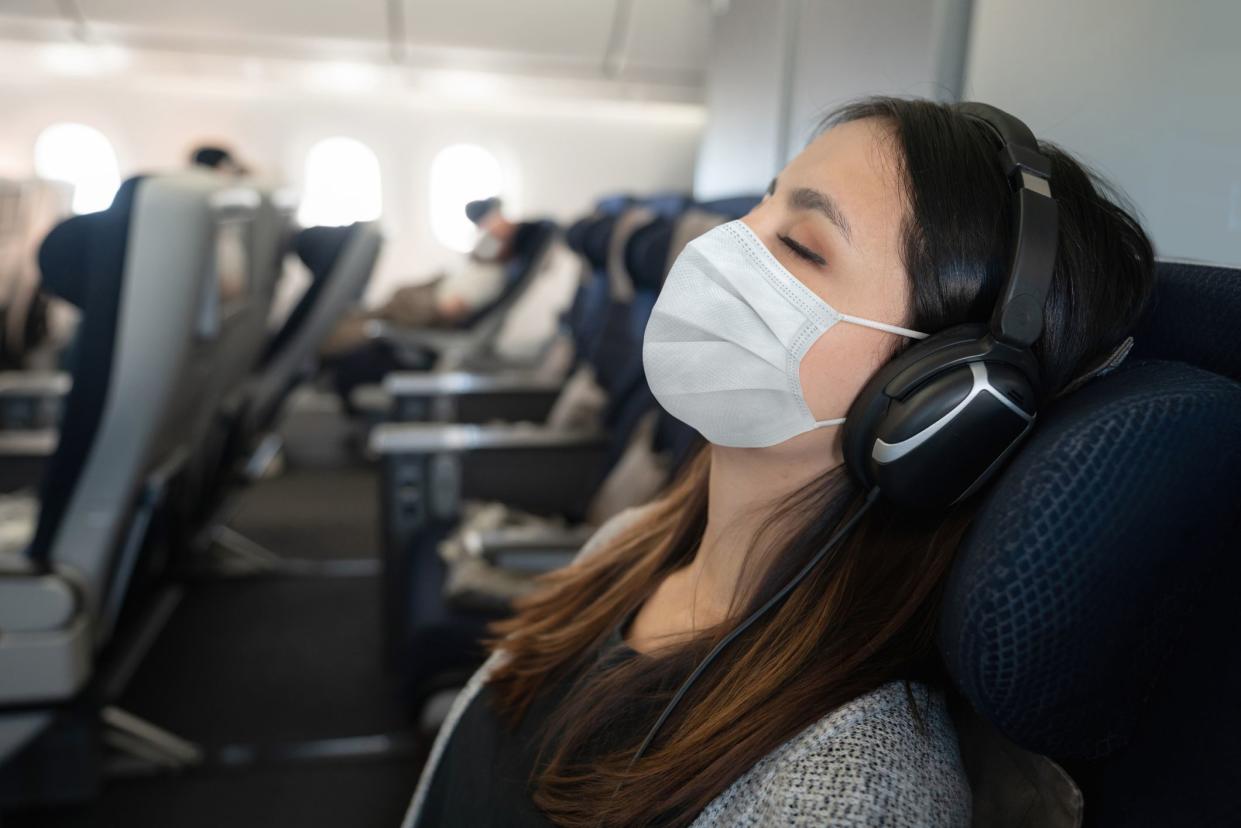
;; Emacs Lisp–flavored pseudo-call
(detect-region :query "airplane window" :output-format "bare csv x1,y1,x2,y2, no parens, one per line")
429,143,505,252
33,122,121,214
296,136,382,227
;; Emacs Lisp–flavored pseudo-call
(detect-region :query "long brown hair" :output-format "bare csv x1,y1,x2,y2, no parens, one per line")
486,96,1156,827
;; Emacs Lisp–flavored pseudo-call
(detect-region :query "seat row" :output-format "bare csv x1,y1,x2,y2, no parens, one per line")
0,171,382,805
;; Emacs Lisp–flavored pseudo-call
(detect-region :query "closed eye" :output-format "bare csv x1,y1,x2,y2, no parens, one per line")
778,234,827,267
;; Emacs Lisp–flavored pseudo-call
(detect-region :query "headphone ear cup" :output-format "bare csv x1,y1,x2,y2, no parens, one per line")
843,325,988,489
843,324,1038,510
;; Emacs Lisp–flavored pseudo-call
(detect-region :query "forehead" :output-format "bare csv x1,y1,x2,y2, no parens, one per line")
780,118,906,258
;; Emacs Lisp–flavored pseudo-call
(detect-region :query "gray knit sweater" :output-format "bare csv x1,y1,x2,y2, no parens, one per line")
403,507,972,827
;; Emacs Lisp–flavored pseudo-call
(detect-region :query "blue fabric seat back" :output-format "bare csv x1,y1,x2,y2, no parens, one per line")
574,214,623,371
1131,259,1241,381
28,179,140,566
695,194,763,220
939,260,1241,824
593,194,634,216
595,216,676,469
939,360,1241,754
640,193,694,218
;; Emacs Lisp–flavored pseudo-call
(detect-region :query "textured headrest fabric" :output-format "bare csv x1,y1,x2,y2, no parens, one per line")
582,215,618,270
695,194,763,220
624,217,674,291
938,359,1241,760
1132,260,1241,382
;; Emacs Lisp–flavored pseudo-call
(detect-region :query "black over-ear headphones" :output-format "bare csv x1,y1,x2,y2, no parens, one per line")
628,102,1059,771
842,102,1059,512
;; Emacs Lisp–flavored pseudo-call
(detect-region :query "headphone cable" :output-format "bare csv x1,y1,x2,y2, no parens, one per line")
628,486,882,767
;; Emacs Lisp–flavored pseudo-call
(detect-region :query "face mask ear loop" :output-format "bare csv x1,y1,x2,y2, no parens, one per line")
813,417,846,429
838,313,930,340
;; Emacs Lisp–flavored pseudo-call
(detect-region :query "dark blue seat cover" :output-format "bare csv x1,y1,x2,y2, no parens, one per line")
29,178,141,567
939,259,1241,826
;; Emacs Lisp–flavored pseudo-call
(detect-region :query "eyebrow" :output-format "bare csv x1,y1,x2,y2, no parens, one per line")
771,177,854,247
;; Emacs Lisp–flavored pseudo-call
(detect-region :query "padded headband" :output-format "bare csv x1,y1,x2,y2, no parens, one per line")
957,102,1058,348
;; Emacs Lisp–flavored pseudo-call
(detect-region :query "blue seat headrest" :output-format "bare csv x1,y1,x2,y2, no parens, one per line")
1133,260,1241,382
565,216,593,256
938,359,1241,759
624,217,674,291
37,176,144,309
582,215,618,270
641,193,693,218
695,194,763,220
294,224,356,281
594,194,635,216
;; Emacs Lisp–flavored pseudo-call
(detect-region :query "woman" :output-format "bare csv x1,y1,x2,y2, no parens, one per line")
406,96,1155,826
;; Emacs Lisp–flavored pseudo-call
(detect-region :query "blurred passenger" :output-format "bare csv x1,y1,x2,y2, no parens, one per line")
322,197,577,361
189,144,248,177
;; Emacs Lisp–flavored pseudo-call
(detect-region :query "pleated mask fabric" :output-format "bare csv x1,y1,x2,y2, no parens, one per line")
642,220,928,448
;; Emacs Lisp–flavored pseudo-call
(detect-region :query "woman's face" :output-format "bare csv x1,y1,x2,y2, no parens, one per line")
741,118,913,438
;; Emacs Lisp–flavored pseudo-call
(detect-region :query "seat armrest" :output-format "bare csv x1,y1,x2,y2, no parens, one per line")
370,422,605,455
373,422,611,528
0,372,70,430
365,320,473,355
0,429,58,493
383,371,560,397
464,525,596,574
377,371,562,424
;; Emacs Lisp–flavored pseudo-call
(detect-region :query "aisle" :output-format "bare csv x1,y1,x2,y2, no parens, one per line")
11,390,425,828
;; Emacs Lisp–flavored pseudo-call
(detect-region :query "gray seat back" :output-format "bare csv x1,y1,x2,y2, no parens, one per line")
246,221,381,434
36,174,265,640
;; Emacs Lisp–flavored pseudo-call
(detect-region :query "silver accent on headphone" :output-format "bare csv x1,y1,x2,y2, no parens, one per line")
1021,171,1052,198
871,362,1034,465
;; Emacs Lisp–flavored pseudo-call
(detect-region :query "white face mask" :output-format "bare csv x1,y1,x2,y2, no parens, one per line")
472,230,504,262
642,220,928,448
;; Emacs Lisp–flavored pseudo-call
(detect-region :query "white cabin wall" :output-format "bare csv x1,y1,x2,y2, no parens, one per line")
965,0,1241,266
0,62,703,303
693,0,971,200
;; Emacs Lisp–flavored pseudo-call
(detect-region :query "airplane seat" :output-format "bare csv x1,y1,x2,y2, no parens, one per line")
379,208,692,704
593,193,635,216
160,179,286,536
352,215,603,428
245,221,382,438
454,219,557,334
0,174,236,792
641,192,694,218
1130,259,1240,380
332,220,560,413
696,194,763,219
939,259,1241,827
